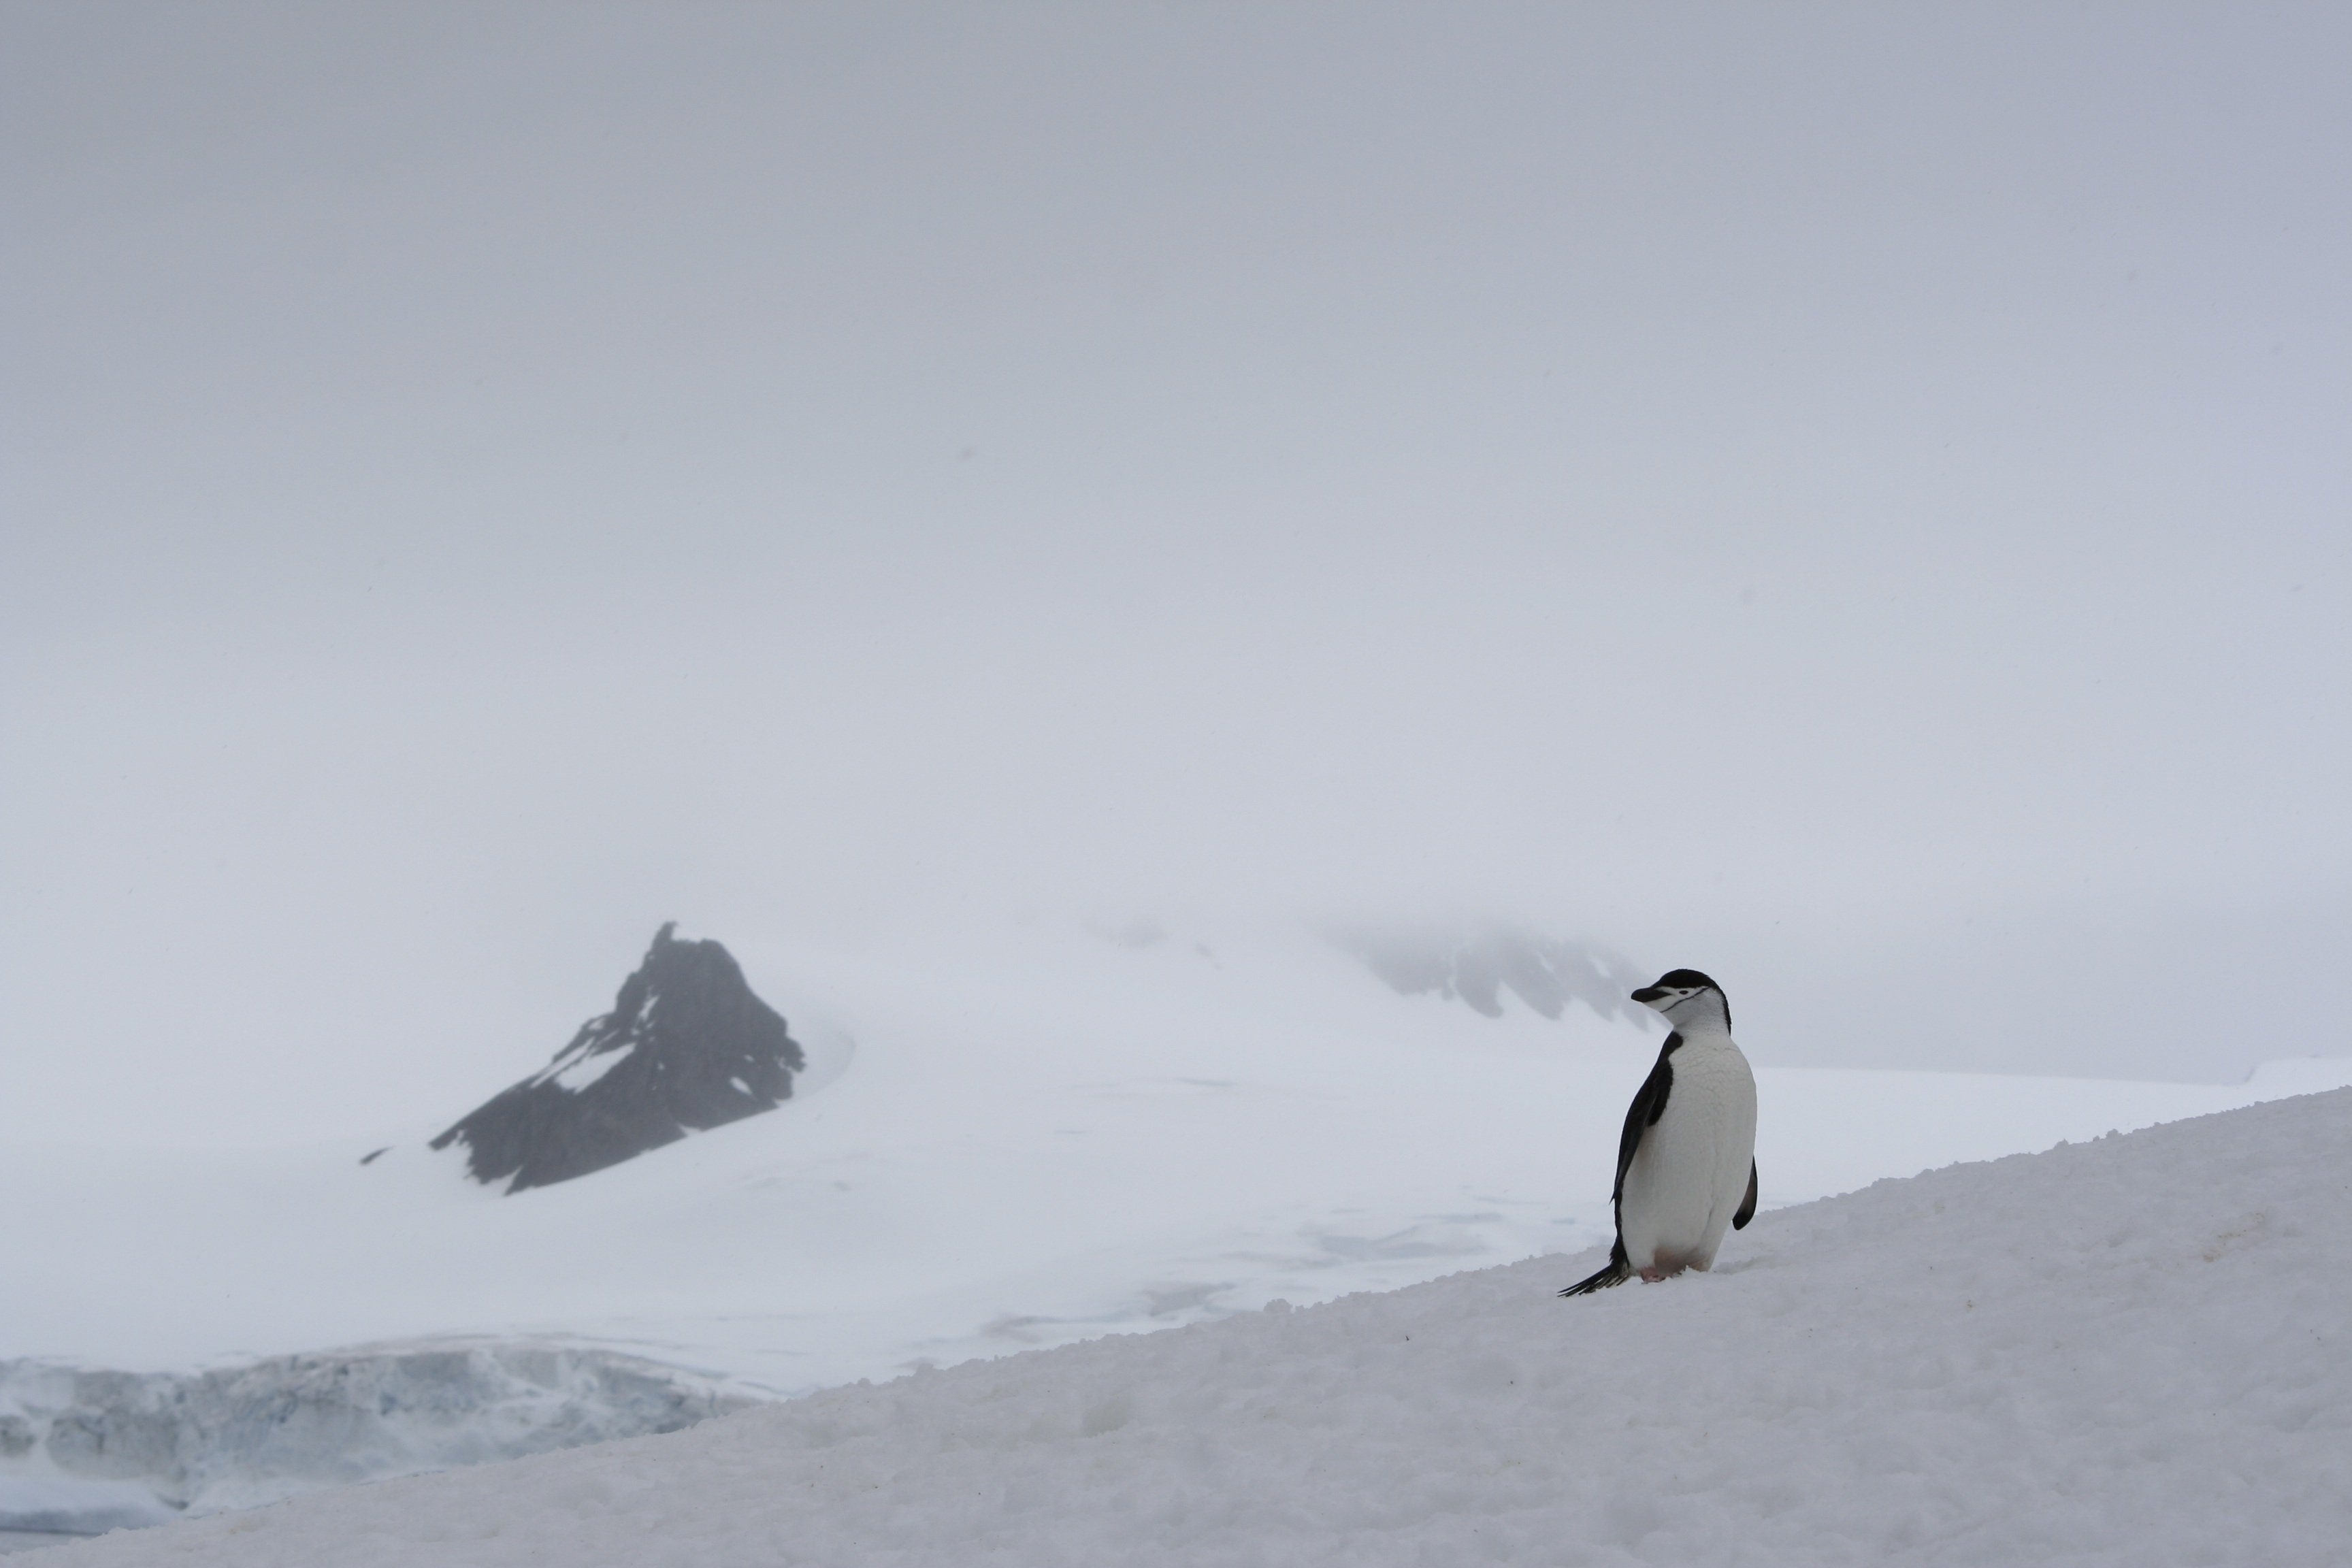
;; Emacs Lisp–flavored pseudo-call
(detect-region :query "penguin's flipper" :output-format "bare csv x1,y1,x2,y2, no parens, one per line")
1612,1033,1682,1200
1732,1158,1759,1230
1560,1236,1630,1296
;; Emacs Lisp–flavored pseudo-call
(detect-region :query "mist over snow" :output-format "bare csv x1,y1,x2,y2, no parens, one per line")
3,4,2348,1152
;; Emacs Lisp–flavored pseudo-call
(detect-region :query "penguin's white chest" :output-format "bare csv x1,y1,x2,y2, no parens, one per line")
1620,1033,1757,1275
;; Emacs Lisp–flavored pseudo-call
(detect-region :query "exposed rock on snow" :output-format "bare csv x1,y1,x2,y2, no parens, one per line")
63,1090,2352,1565
1337,924,1649,1024
431,924,804,1191
0,1342,751,1537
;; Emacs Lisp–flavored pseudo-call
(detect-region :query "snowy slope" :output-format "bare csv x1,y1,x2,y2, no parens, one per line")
5,921,2347,1537
50,1085,2352,1566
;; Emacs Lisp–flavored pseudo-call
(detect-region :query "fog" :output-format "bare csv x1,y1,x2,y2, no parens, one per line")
5,3,2347,1147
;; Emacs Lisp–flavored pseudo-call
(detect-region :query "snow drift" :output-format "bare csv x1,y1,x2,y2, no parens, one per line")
51,1085,2352,1566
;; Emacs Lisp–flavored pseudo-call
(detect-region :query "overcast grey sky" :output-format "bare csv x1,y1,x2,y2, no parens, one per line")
5,3,2348,1144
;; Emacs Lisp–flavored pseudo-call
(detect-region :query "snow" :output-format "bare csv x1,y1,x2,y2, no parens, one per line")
45,1085,2352,1565
536,1045,627,1095
3,920,2347,1542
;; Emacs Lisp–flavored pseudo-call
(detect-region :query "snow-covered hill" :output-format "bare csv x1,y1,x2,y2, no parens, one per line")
48,1085,2352,1565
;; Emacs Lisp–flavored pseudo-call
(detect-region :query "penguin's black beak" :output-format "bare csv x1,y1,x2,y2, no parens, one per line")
1629,985,1666,1004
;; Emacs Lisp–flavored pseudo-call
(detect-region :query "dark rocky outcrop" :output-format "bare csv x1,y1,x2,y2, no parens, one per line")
431,924,804,1192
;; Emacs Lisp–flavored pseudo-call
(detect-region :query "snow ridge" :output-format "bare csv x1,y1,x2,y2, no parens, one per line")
58,1088,2352,1567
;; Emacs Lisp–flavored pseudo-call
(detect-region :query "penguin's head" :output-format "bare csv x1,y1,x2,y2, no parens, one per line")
1630,969,1730,1030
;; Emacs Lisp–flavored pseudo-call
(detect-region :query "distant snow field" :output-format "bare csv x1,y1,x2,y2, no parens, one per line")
5,923,2347,1554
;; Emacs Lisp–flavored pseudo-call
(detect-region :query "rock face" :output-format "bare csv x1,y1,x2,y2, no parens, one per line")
432,924,804,1192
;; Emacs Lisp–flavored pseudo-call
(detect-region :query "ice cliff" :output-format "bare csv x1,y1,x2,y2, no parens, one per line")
0,1341,751,1536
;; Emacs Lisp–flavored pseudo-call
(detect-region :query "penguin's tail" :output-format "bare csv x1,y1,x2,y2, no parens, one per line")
1559,1239,1630,1298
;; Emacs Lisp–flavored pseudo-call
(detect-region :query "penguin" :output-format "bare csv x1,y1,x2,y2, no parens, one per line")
1561,968,1758,1296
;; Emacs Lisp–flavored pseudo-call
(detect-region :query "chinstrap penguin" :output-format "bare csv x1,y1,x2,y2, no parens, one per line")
1561,968,1758,1296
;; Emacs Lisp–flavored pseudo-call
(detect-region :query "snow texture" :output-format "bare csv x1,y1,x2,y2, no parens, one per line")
47,1086,2352,1567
